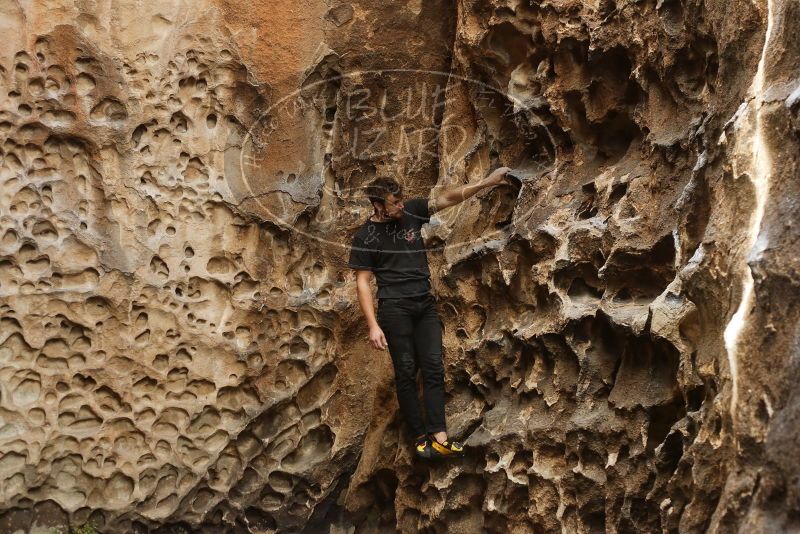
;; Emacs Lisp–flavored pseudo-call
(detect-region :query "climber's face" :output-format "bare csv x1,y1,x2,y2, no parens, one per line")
378,193,405,220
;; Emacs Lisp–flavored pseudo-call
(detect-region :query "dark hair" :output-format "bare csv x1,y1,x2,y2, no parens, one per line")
365,176,403,206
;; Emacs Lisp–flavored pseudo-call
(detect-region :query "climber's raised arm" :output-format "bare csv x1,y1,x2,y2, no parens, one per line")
428,166,512,215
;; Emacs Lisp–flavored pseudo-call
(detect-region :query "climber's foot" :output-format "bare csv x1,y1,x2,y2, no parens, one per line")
429,434,465,458
414,434,434,459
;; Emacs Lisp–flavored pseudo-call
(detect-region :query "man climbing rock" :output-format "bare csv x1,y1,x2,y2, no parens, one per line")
347,167,515,459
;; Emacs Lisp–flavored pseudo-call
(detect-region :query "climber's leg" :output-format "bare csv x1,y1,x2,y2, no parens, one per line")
414,293,447,437
377,297,427,439
413,294,465,458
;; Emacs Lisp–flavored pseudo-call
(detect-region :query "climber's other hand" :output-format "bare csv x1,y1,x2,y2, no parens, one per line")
369,324,388,350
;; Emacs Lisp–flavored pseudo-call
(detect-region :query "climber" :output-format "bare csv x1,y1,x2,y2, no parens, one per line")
347,166,517,459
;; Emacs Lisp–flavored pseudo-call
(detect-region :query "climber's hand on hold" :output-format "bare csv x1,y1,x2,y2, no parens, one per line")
369,324,388,350
440,166,517,207
503,171,523,192
484,166,512,187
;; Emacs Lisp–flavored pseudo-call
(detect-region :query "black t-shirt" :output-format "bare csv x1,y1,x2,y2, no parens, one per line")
348,197,432,299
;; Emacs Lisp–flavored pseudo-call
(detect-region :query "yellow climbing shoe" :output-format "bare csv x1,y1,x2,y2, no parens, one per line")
430,437,465,458
415,434,434,459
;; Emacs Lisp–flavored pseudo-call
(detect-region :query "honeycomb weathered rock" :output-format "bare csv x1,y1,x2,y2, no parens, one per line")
0,0,797,533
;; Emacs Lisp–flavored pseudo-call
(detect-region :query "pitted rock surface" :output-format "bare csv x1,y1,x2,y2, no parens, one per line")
0,1,797,533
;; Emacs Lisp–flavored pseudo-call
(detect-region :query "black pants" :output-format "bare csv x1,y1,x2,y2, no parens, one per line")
377,292,447,439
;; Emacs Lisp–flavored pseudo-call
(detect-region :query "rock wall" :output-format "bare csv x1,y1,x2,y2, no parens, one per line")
0,0,796,533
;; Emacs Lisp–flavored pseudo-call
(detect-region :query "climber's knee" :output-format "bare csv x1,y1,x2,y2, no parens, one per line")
419,352,443,373
392,352,417,382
